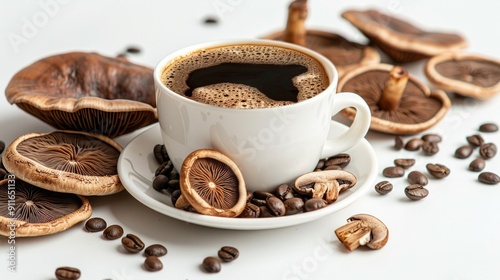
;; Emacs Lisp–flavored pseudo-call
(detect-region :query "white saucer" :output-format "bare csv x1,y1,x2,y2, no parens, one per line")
117,123,378,230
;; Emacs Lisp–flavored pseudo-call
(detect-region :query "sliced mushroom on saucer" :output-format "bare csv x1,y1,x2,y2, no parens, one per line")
5,52,157,137
180,149,247,217
293,170,357,204
424,52,500,99
338,64,451,135
0,178,91,237
342,9,467,63
2,130,123,196
262,0,380,77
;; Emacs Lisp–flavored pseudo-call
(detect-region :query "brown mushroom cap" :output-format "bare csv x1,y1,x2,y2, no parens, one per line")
2,130,123,196
263,29,380,78
5,52,157,137
338,64,450,135
425,52,500,99
342,9,467,62
180,149,247,217
0,178,91,237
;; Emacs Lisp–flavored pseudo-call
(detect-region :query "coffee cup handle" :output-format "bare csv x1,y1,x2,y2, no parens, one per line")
321,92,371,158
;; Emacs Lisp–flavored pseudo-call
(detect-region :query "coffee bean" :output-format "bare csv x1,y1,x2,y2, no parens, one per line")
126,46,142,54
394,158,415,169
153,144,169,164
405,184,429,200
455,145,473,159
144,256,163,272
55,266,81,280
0,140,5,154
275,184,295,201
155,160,173,177
394,136,404,150
266,196,286,216
315,159,326,170
405,138,424,151
171,189,182,206
325,153,351,168
258,206,274,218
478,172,500,185
167,179,180,194
469,158,486,172
238,203,260,218
0,168,6,179
203,16,219,25
479,123,498,133
374,181,393,195
103,225,124,240
121,234,145,253
304,198,327,212
203,256,221,273
152,174,169,192
466,134,484,147
323,165,342,171
382,166,405,178
218,246,239,262
479,143,497,159
145,244,168,257
421,141,439,155
407,171,428,186
426,163,450,179
85,217,107,232
421,134,442,143
284,197,305,215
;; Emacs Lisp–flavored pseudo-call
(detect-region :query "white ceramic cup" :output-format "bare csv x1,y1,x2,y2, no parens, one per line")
154,39,371,192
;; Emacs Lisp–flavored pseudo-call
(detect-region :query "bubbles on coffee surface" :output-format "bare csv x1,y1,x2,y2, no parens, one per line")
161,44,329,108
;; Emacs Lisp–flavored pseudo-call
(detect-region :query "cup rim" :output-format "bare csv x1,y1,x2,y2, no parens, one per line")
154,39,338,112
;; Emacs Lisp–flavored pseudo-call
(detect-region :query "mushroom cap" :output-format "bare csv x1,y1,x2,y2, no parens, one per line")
342,9,467,62
263,29,380,77
347,213,389,250
5,52,157,138
424,52,500,99
180,149,247,217
338,63,451,135
294,170,357,203
2,130,123,196
0,178,92,237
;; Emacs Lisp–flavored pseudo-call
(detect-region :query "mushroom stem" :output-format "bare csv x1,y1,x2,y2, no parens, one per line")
378,66,409,111
283,0,308,46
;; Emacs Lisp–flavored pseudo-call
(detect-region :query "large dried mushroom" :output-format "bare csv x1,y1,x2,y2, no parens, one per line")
2,130,123,196
425,52,500,99
342,9,467,62
5,52,157,137
0,178,91,237
179,149,247,217
338,63,451,135
263,0,380,77
293,170,357,204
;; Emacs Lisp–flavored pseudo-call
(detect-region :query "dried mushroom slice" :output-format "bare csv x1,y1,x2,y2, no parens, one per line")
262,0,380,77
425,52,500,99
5,52,157,137
294,170,357,204
338,64,450,135
0,178,91,237
342,9,467,62
180,149,247,217
2,130,123,196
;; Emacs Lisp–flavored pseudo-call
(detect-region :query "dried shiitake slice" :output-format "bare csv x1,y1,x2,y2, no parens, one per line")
2,130,123,196
0,178,91,237
180,149,247,217
424,52,500,99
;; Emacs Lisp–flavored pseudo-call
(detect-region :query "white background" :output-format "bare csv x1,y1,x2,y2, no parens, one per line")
1,0,500,279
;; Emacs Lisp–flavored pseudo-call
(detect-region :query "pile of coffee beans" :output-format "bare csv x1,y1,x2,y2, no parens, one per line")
377,122,499,200
202,246,240,273
150,145,356,218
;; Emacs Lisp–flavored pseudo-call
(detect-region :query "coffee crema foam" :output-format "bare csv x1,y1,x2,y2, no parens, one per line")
161,44,329,109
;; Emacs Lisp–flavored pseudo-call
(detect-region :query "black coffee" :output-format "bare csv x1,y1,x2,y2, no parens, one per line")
161,44,329,109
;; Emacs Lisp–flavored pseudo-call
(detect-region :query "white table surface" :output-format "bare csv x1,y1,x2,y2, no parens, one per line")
1,1,499,279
